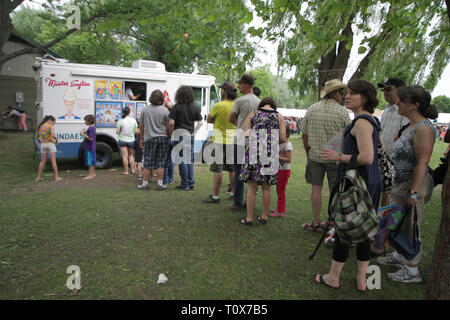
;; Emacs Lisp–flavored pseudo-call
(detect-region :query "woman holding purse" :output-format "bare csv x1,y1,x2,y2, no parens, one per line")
315,80,382,292
377,85,437,284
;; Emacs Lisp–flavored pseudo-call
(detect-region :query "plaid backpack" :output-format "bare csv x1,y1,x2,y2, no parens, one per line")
328,156,379,247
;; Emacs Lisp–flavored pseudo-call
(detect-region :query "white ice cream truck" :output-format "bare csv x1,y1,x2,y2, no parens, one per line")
34,58,218,168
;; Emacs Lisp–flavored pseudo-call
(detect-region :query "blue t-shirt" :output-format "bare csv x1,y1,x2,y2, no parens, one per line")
83,126,96,152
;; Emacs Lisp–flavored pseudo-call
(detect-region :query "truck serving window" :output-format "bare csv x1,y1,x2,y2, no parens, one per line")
124,81,146,101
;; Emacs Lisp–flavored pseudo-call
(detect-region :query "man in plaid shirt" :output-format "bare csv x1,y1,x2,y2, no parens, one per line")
300,79,351,232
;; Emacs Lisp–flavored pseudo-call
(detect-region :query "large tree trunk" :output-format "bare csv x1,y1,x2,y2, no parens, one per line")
317,14,354,99
425,161,450,299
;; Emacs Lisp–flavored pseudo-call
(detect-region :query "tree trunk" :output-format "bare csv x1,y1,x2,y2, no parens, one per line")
317,14,354,99
425,161,450,299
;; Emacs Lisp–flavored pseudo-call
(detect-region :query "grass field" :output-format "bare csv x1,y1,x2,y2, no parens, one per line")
0,131,446,299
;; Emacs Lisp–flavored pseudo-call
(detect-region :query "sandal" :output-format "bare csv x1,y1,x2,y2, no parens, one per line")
302,222,323,233
256,216,267,224
240,218,253,226
314,274,340,289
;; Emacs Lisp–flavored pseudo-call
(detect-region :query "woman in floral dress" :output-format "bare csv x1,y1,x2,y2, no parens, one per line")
239,97,287,226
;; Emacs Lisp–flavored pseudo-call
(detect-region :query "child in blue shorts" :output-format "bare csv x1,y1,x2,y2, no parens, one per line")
80,114,96,179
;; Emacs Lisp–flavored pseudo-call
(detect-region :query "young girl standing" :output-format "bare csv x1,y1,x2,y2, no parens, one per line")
35,115,62,182
80,114,96,180
270,123,293,217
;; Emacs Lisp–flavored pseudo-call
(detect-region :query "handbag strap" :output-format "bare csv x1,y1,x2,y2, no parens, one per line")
413,206,419,249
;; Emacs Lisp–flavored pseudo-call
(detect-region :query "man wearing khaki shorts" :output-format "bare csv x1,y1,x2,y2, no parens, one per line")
300,79,351,232
202,82,237,204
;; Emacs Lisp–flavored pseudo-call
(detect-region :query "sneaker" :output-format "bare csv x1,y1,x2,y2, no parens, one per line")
387,265,423,283
137,184,149,190
376,253,404,267
202,194,220,204
175,185,190,191
156,184,168,191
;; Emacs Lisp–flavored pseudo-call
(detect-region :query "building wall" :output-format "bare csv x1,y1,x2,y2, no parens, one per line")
1,41,41,78
1,41,43,131
0,75,37,130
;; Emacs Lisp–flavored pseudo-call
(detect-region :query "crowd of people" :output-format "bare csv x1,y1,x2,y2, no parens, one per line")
33,73,449,292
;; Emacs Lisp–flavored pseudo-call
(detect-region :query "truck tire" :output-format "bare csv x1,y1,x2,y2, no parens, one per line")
95,142,114,169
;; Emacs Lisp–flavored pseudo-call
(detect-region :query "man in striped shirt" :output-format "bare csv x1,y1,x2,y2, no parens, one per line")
378,78,409,154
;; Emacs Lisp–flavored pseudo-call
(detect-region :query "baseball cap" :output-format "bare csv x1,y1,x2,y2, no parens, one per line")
236,74,255,86
378,77,406,89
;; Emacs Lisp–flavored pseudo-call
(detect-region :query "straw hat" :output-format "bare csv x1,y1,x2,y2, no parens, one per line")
320,79,347,99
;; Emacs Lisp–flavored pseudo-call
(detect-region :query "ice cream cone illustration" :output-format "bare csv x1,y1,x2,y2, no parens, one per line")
59,88,81,120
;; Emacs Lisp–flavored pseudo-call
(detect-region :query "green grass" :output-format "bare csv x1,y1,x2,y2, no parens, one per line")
0,131,446,299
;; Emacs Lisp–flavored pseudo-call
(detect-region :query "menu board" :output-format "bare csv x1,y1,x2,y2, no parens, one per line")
136,102,147,120
95,101,123,128
109,80,123,100
95,79,123,100
95,80,107,99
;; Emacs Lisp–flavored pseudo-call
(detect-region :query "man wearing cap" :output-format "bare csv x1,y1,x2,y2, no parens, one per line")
300,79,351,232
228,74,261,211
202,82,237,204
377,77,409,207
378,78,409,154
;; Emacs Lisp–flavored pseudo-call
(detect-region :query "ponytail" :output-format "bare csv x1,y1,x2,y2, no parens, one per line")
397,85,439,119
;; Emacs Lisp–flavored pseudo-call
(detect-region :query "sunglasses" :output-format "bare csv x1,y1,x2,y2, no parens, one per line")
381,87,393,92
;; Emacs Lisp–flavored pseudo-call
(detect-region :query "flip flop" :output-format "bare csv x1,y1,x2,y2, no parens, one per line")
240,218,253,226
314,274,340,289
256,216,267,224
302,222,323,233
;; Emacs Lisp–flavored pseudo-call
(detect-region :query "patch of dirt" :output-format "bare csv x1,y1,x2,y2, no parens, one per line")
10,169,144,194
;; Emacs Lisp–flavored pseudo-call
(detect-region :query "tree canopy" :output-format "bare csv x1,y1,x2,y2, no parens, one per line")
432,95,450,113
250,0,450,98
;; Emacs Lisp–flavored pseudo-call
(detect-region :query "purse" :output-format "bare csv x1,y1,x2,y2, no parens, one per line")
388,206,421,261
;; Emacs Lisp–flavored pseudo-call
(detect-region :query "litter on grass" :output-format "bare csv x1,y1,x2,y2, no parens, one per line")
157,274,168,284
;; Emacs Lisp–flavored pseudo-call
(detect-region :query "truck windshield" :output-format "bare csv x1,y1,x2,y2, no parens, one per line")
210,85,219,111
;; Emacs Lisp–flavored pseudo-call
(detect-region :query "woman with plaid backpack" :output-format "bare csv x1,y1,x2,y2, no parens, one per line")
315,80,382,292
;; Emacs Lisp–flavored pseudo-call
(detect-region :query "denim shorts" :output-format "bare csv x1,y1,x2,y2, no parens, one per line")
119,140,134,148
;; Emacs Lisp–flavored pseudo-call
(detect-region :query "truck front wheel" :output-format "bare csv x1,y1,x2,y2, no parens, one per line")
95,142,114,169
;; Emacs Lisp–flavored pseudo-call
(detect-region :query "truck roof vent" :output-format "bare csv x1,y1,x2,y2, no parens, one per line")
131,60,166,72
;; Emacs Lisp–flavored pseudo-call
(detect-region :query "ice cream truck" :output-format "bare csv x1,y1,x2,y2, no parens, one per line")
34,58,219,168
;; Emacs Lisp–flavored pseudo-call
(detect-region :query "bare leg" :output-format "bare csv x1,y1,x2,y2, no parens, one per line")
35,153,47,182
357,260,369,291
311,185,323,225
261,183,271,220
156,168,164,181
49,152,61,181
245,182,258,222
121,146,129,174
213,172,223,197
143,168,151,182
128,147,135,173
229,171,235,194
